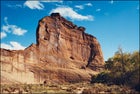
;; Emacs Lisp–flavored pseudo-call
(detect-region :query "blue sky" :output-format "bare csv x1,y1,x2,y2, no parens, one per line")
1,0,139,60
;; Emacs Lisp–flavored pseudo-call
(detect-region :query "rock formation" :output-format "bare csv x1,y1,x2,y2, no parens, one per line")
0,13,104,84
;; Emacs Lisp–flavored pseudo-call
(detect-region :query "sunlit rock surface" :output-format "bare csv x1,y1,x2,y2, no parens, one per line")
0,13,104,84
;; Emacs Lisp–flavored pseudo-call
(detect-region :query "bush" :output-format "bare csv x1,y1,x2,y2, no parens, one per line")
91,71,111,84
93,50,140,92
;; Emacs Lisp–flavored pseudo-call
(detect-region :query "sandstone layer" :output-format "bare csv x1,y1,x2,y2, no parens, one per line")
0,13,104,84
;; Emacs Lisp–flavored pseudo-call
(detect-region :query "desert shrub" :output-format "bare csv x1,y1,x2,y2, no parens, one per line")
109,50,139,91
124,68,140,91
91,71,111,84
92,49,140,91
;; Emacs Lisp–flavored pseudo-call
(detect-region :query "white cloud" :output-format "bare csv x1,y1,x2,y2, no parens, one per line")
75,3,93,10
12,25,27,35
85,3,92,6
1,41,25,50
16,4,22,8
2,17,27,36
75,5,84,9
50,6,94,21
0,32,7,39
2,25,10,32
110,0,114,4
41,0,63,3
24,0,44,10
96,8,101,12
1,43,12,50
7,4,22,8
24,0,63,10
4,17,8,24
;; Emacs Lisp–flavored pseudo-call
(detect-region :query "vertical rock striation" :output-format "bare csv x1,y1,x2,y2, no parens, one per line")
0,13,104,84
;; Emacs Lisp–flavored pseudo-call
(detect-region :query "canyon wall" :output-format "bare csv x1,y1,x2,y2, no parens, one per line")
0,13,104,84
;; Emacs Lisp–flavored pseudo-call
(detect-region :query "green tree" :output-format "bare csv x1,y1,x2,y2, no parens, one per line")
94,48,140,91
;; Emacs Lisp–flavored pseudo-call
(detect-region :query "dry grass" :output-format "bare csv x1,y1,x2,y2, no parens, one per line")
1,83,139,94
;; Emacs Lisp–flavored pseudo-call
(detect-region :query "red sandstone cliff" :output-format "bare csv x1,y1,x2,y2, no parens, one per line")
0,13,104,84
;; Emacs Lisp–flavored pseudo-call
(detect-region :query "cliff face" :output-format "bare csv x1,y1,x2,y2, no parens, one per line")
0,13,104,84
